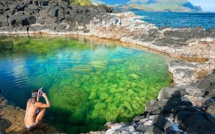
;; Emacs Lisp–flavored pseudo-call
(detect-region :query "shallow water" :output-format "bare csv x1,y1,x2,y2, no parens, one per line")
0,37,171,133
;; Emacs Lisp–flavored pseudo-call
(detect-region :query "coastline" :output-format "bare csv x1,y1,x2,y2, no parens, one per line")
1,0,215,133
1,11,214,84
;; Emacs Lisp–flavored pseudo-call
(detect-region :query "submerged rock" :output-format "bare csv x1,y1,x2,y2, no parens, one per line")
91,72,215,134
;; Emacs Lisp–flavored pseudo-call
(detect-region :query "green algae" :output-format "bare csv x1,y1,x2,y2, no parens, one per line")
0,37,172,134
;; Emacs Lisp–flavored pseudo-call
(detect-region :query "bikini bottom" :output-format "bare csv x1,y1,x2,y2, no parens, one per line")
25,123,37,130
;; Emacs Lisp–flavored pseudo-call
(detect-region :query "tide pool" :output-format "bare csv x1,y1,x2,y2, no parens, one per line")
0,37,171,133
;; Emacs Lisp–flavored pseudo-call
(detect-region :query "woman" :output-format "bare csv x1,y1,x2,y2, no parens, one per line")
24,89,51,130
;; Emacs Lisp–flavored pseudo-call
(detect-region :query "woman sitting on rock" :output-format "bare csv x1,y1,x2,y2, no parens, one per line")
24,88,51,130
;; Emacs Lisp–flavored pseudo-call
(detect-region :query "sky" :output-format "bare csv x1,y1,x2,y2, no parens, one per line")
188,0,215,12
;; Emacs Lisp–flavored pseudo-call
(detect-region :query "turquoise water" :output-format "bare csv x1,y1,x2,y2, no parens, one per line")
0,37,171,133
134,11,215,30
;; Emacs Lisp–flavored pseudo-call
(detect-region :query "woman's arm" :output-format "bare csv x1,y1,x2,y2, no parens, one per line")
36,93,51,108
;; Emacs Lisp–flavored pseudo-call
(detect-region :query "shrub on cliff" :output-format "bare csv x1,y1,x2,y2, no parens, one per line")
69,0,92,6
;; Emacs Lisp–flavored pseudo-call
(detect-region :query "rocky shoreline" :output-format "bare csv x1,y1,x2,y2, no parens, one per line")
0,0,215,134
88,63,215,134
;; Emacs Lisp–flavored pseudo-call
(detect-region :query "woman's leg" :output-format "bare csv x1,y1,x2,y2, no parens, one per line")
35,108,46,124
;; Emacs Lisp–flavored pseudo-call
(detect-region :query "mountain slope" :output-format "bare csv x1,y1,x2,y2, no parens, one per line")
90,0,203,12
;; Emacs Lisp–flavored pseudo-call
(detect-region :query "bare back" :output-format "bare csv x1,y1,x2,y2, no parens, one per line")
24,98,38,126
24,92,50,127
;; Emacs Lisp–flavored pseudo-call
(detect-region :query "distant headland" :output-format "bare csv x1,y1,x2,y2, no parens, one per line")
91,0,203,12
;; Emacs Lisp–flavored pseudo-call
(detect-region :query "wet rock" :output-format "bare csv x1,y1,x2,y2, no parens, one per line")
15,11,24,15
55,23,70,32
166,130,184,134
137,115,157,126
36,17,45,24
0,15,8,27
145,100,165,114
7,3,17,12
145,125,164,134
104,123,127,133
136,122,146,132
158,86,188,100
138,34,148,41
148,29,161,37
48,6,59,18
206,102,215,116
8,14,36,26
57,7,65,21
45,16,58,24
204,112,215,126
18,2,27,8
28,24,42,33
154,114,171,131
176,111,194,123
23,15,36,26
201,97,215,108
193,73,215,97
24,7,33,15
182,86,203,96
143,36,156,42
155,38,176,47
169,60,196,70
204,82,215,98
181,114,215,134
183,95,207,106
190,27,207,38
145,98,192,115
162,98,192,113
194,74,215,89
169,60,198,86
65,15,76,26
132,116,145,122
164,29,193,39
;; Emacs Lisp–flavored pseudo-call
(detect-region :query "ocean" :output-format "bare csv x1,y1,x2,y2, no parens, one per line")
133,11,215,30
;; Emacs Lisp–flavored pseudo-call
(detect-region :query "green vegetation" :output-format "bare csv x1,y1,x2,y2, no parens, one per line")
69,0,92,6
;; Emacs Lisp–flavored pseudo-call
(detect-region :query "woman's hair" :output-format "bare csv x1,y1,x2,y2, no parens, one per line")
28,90,39,105
32,90,38,97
